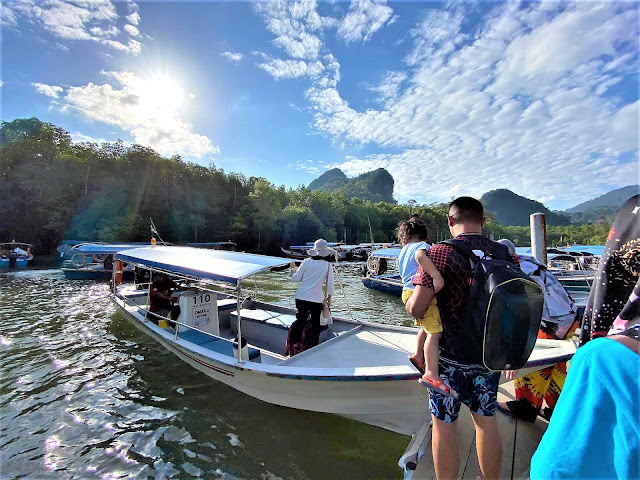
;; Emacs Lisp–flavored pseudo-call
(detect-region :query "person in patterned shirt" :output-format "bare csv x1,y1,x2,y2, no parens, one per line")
406,196,519,480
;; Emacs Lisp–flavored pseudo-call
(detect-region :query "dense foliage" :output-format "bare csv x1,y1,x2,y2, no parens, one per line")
0,118,611,255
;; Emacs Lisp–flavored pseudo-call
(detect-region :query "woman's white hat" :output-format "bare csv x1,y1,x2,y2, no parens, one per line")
308,239,335,257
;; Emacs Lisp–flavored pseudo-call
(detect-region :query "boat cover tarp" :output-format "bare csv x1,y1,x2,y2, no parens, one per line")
115,246,290,284
370,247,402,259
76,243,149,254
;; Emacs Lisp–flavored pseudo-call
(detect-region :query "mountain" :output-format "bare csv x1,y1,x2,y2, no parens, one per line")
481,189,571,226
308,168,348,191
309,168,395,203
565,185,639,213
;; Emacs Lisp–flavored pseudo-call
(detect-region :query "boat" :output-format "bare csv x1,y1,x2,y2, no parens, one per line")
0,241,33,268
111,246,577,435
362,247,403,296
281,241,344,260
61,243,142,280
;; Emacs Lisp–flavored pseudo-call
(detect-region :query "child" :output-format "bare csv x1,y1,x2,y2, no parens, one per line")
398,215,458,397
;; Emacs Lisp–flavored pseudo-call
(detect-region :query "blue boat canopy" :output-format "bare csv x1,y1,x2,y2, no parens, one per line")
115,246,290,285
76,243,149,254
370,247,402,259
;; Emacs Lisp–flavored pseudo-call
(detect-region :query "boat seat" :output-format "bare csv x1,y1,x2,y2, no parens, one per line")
177,329,260,360
217,298,238,311
231,309,327,332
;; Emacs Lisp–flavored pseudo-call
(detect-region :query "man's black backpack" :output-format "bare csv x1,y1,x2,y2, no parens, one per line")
442,239,544,371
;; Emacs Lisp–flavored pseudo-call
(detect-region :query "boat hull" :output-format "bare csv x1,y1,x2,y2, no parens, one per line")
114,296,430,435
0,258,30,268
362,275,403,296
113,291,576,436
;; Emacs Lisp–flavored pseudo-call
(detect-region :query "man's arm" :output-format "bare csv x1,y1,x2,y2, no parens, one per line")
406,284,436,319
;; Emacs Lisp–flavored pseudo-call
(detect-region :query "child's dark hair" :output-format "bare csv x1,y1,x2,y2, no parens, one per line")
397,214,428,242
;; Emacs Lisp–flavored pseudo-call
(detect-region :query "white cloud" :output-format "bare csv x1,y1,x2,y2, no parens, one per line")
32,82,63,98
3,0,142,55
126,11,140,26
71,132,110,145
337,0,394,43
220,51,244,63
49,71,219,158
297,2,638,209
259,59,325,80
288,159,329,175
123,24,139,37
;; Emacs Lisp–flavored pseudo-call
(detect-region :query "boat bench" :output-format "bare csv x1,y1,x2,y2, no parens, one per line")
177,329,261,361
217,298,238,311
231,309,330,332
231,309,301,331
230,308,332,350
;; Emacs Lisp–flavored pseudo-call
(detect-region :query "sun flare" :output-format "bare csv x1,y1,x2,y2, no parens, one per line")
135,74,185,119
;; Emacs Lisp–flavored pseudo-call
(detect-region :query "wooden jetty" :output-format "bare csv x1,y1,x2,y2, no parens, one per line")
406,382,548,479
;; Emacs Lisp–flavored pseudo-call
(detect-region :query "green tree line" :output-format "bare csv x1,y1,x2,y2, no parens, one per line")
0,118,610,255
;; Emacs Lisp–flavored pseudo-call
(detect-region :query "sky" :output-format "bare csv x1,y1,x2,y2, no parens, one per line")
1,0,638,211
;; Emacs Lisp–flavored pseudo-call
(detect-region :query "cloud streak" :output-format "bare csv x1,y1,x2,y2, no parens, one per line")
3,0,143,55
254,1,637,209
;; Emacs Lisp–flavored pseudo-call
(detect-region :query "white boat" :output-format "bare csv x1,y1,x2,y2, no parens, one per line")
111,246,576,435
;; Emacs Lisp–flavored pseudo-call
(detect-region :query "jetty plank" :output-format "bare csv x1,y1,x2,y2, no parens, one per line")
411,382,548,480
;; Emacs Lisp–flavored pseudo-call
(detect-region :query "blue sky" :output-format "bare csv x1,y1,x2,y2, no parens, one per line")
1,0,638,210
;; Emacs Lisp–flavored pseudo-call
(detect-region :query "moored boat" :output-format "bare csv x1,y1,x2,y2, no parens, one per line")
111,246,576,435
61,243,142,280
362,247,403,296
0,241,33,268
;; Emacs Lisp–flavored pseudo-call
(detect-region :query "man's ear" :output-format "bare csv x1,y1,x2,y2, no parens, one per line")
481,216,486,228
447,215,454,227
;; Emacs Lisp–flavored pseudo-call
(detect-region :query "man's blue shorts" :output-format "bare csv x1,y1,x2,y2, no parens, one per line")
429,356,501,423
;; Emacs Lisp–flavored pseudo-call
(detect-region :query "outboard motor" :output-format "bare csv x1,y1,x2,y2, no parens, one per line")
9,251,17,267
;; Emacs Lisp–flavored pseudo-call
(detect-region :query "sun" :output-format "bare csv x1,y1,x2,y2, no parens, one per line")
135,74,185,119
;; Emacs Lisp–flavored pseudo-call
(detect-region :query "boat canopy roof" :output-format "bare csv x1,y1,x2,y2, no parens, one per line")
75,243,149,254
370,247,402,259
115,246,290,285
0,241,33,248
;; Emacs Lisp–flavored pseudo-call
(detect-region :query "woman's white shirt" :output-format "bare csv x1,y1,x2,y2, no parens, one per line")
291,258,335,303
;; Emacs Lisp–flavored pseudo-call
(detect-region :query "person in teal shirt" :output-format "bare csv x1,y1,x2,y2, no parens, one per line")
530,324,639,479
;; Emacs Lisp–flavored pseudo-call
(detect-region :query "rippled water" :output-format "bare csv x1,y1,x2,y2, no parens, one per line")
0,265,410,480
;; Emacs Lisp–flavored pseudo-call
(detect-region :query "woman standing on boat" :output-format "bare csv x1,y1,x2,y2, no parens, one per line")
286,239,336,356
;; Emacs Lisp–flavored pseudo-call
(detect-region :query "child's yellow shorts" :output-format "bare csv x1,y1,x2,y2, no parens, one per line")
402,289,442,334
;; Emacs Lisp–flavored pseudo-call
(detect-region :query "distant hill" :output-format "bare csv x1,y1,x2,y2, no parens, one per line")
309,168,395,203
566,185,639,213
564,185,639,224
309,168,348,191
481,189,571,226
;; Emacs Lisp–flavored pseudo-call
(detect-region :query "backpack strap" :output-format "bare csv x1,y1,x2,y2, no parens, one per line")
440,239,480,263
440,238,513,263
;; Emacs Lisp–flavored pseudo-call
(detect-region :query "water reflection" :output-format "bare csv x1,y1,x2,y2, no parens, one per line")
0,266,410,479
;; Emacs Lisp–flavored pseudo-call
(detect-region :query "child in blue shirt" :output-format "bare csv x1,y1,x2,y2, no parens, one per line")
398,215,457,397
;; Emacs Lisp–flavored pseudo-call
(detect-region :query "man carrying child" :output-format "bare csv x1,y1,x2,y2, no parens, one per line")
406,196,520,480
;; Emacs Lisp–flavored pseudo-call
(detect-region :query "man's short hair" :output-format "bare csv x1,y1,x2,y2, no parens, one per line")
449,196,484,223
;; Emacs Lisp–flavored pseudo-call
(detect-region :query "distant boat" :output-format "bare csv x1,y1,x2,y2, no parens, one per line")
282,241,399,261
361,247,403,296
111,246,577,435
61,243,142,280
0,241,33,268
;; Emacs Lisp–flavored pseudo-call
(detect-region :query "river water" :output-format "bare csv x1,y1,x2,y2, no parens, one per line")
0,263,412,480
